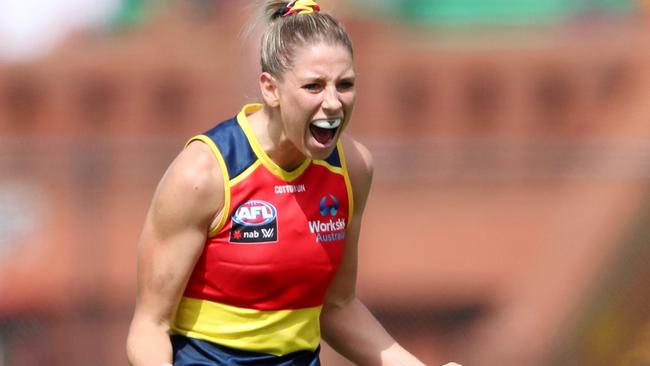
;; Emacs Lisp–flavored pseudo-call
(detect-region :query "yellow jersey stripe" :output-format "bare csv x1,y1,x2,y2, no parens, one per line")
311,159,344,175
172,297,322,356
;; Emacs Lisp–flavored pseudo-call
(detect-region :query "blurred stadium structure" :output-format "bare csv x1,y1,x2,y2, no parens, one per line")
1,0,650,365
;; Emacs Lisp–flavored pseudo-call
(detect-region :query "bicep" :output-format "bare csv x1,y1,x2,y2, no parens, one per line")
323,214,362,308
324,135,374,308
133,142,224,327
134,211,207,325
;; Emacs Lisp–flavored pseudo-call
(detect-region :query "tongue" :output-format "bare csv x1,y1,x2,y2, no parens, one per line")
310,125,336,144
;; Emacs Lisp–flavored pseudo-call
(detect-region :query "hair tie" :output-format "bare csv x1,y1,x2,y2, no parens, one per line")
283,0,321,17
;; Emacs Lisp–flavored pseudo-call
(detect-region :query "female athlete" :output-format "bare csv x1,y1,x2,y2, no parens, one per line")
126,1,460,365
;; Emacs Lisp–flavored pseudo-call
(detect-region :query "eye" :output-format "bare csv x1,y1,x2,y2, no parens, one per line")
337,80,355,91
302,83,323,92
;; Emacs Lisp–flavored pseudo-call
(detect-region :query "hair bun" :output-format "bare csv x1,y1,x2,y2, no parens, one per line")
263,1,291,22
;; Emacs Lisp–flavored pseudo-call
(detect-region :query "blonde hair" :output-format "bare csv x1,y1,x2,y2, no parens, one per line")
255,0,353,78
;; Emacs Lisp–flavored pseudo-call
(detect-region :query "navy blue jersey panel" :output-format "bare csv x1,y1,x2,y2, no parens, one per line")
204,118,257,179
324,146,341,168
171,335,321,366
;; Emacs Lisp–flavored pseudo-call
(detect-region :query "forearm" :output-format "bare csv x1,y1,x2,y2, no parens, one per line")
126,316,173,366
320,297,425,366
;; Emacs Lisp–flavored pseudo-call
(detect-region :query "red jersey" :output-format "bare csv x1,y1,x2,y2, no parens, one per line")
172,104,354,356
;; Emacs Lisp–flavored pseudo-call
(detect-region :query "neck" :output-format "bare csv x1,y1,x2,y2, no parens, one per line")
247,106,307,172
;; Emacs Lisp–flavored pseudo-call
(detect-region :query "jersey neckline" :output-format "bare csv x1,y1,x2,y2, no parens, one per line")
236,104,312,182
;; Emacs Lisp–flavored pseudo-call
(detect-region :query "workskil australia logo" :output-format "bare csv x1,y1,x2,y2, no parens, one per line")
230,200,278,243
309,194,346,243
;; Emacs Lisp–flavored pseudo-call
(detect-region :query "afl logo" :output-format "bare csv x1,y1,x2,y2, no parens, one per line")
232,200,277,227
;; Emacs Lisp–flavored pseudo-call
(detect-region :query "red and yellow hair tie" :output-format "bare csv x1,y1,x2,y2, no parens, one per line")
283,0,320,16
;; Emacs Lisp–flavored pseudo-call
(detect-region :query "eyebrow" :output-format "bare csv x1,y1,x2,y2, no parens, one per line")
298,71,356,82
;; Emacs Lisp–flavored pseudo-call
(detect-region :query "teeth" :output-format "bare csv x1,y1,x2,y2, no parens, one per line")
311,118,341,129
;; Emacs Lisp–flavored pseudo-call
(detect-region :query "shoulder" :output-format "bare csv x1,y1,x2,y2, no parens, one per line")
340,133,373,210
341,133,373,186
169,140,222,196
152,140,225,228
341,133,373,171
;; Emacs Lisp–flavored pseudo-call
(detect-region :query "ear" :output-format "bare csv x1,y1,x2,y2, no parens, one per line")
259,72,280,107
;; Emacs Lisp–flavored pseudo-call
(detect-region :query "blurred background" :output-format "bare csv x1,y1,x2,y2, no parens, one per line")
1,0,650,365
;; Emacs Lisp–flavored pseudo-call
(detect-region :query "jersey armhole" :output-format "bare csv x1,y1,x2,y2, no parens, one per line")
336,140,355,226
185,135,231,237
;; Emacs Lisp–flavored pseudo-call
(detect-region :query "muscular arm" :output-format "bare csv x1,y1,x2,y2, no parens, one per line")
320,135,426,366
126,141,224,366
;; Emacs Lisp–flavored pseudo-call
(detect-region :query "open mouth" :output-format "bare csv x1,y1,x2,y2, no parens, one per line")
309,118,341,145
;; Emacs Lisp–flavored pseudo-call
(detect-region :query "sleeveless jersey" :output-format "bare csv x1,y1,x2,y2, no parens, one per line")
171,104,354,358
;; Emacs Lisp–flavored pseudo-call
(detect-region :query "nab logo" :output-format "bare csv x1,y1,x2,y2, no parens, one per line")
230,200,278,244
319,194,339,217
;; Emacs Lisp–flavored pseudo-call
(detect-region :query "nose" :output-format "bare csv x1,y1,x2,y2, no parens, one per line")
321,86,342,112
